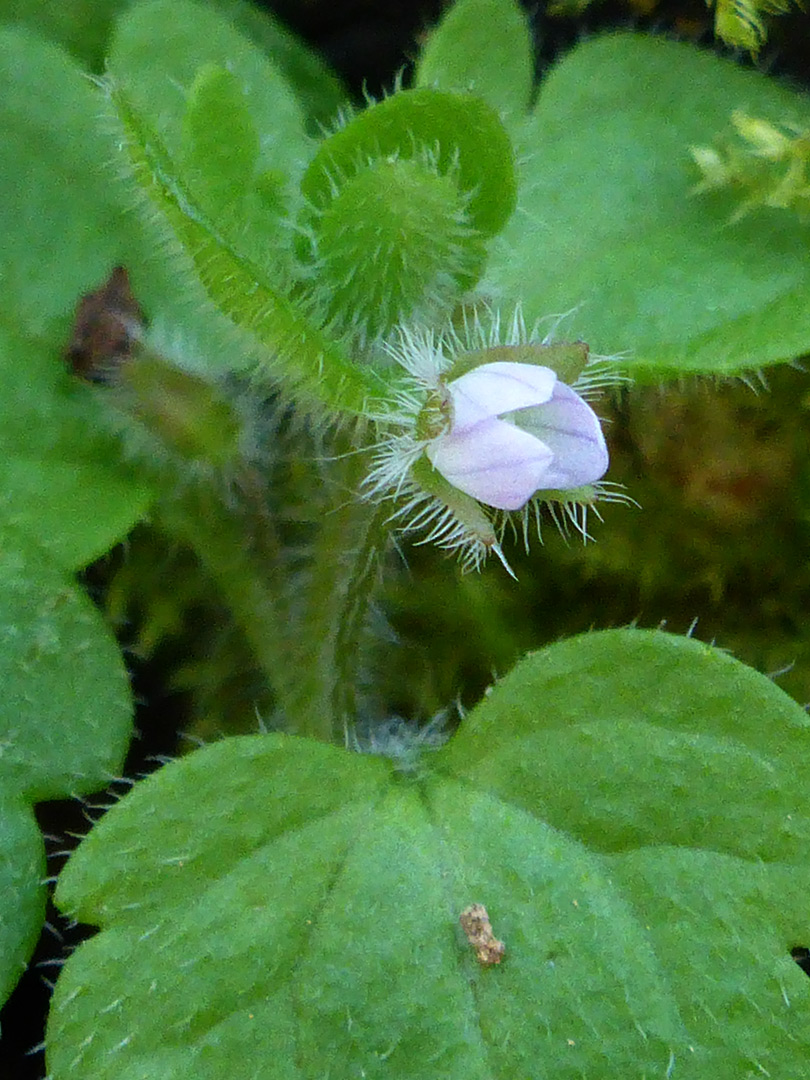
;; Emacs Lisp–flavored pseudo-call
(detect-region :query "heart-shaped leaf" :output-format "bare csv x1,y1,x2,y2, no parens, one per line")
48,629,810,1077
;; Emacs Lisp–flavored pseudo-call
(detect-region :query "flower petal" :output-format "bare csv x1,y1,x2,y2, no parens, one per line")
449,362,557,432
512,381,608,489
426,418,554,510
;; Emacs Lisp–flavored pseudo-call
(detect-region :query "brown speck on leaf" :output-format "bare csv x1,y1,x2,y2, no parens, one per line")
459,903,505,966
65,266,144,381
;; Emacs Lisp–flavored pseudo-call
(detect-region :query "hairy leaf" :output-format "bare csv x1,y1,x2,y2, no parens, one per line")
301,88,517,239
0,531,133,1012
109,0,306,188
48,629,810,1077
107,83,387,415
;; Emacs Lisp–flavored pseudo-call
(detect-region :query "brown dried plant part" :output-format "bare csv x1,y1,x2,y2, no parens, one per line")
459,903,505,966
65,265,144,381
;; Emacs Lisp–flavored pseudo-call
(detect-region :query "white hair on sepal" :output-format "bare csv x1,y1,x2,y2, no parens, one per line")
362,302,632,570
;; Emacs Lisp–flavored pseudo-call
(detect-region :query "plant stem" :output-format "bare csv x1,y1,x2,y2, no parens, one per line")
283,463,391,744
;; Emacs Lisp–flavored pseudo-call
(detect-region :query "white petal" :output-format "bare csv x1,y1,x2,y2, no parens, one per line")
426,418,554,510
512,381,608,489
449,362,557,432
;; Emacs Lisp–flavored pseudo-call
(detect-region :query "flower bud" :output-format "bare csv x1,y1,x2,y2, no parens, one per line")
424,361,608,510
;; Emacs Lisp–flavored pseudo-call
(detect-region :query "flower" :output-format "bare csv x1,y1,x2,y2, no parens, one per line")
424,360,608,511
366,308,628,570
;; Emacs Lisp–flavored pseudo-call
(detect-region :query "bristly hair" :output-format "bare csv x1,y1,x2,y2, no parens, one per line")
362,304,631,571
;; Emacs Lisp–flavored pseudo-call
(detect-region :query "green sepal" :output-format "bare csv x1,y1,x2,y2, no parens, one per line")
411,454,498,550
450,342,591,383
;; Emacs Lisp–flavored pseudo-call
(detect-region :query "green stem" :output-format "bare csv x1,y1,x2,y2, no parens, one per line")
283,468,391,743
331,499,391,742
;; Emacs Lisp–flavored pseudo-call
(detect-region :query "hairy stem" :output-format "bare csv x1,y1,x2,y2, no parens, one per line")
283,458,391,743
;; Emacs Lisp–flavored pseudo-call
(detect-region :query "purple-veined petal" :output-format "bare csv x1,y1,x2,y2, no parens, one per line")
511,380,608,489
426,417,554,510
449,362,557,432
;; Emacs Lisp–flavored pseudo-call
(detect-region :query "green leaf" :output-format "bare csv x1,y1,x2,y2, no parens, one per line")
0,0,346,123
298,87,517,339
0,529,133,1012
110,0,319,344
440,628,810,859
176,63,295,275
0,21,263,382
179,64,260,220
0,27,134,350
487,32,810,377
0,458,151,571
416,0,534,122
0,793,43,1015
48,629,810,1077
0,323,152,571
712,0,797,53
0,0,127,70
209,0,347,128
109,0,308,202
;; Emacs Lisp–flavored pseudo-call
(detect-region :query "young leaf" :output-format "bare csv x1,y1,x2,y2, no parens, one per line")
486,32,810,378
178,64,260,224
109,0,307,205
48,629,810,1077
301,88,517,239
416,0,534,123
0,529,134,1013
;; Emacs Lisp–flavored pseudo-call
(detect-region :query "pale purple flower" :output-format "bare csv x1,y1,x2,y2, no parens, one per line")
425,361,608,510
365,312,626,571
